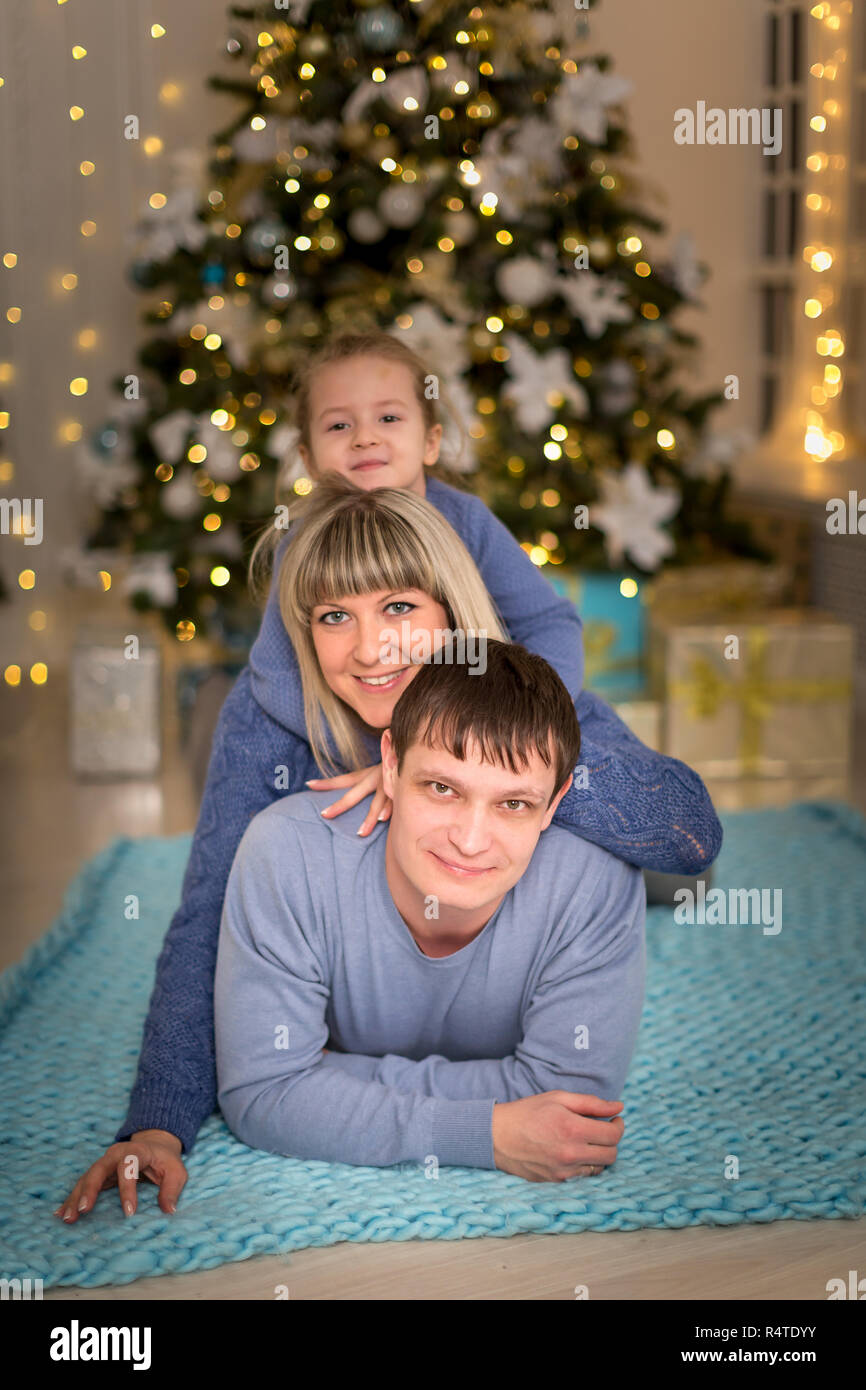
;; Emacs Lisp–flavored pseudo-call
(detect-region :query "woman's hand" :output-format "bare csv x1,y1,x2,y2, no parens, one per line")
306,763,392,837
53,1130,187,1222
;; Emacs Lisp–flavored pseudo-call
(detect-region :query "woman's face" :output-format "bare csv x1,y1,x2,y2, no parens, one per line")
310,588,450,729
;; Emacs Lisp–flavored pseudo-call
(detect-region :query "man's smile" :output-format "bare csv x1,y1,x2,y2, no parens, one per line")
428,849,495,878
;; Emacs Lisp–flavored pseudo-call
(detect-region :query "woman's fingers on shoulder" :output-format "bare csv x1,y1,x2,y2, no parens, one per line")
357,790,392,836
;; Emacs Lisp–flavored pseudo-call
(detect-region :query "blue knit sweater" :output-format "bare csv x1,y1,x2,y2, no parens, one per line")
116,476,722,1153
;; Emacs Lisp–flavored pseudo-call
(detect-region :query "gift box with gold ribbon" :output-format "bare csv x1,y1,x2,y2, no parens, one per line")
650,608,854,781
548,569,645,700
644,560,792,625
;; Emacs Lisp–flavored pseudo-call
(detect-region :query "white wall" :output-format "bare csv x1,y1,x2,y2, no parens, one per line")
591,0,765,446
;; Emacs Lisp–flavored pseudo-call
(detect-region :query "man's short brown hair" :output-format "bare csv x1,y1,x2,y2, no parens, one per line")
389,639,581,804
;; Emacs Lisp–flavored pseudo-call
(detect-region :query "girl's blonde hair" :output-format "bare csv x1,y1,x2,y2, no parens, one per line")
255,474,507,775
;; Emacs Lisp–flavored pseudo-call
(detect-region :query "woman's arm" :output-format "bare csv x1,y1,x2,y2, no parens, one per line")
553,688,723,875
113,667,318,1154
438,488,585,701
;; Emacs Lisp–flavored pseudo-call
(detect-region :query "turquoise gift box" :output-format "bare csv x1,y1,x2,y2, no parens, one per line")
547,568,646,700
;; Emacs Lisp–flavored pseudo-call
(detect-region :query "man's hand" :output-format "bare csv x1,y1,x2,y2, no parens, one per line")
306,764,391,836
492,1092,624,1183
53,1130,187,1222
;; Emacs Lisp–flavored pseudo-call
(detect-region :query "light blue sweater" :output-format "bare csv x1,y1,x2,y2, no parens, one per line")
214,788,647,1170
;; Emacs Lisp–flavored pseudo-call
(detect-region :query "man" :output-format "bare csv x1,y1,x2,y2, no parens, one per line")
214,641,646,1182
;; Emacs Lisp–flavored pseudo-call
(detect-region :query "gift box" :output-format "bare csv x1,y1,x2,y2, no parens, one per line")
650,608,854,781
548,569,645,700
613,699,662,751
70,627,161,777
644,560,792,624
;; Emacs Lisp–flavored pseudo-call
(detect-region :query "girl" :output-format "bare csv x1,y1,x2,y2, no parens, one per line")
55,335,722,1223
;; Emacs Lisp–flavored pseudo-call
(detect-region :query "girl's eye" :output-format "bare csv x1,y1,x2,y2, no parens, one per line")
327,422,349,432
381,414,400,423
386,600,416,616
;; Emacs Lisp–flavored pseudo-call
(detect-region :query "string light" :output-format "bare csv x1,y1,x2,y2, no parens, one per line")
801,1,851,461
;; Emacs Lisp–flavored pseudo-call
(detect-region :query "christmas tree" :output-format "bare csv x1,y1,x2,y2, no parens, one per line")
83,0,765,645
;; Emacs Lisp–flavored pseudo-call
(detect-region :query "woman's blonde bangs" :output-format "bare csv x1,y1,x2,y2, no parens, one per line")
286,501,446,627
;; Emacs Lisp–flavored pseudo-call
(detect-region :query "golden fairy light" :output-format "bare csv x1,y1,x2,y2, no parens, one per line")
802,1,852,462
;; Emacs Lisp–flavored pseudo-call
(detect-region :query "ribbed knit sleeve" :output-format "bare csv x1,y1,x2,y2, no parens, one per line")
114,668,318,1154
552,688,723,874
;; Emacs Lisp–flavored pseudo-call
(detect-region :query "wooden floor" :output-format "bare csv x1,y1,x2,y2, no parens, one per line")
3,592,864,1301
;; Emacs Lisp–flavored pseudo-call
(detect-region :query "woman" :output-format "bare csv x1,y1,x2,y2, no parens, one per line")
56,477,721,1221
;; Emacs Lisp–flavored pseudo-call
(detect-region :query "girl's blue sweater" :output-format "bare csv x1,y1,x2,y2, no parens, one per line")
115,476,722,1153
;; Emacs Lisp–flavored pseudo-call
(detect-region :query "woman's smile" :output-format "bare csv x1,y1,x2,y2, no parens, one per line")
352,667,410,691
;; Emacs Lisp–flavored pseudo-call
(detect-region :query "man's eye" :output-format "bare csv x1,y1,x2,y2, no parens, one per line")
430,782,452,795
503,800,528,811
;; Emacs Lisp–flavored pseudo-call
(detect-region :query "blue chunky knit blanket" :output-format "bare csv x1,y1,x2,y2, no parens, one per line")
1,801,864,1290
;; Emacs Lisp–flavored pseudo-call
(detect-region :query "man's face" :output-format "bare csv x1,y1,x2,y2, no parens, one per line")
381,728,572,918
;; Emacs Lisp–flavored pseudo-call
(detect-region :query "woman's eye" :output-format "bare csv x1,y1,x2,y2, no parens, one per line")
319,610,348,625
386,600,416,616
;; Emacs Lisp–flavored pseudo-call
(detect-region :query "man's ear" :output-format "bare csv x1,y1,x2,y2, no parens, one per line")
380,728,397,799
423,421,443,467
541,773,572,831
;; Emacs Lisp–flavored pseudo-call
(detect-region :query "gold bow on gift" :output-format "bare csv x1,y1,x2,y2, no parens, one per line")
583,621,641,679
671,627,851,775
648,581,780,622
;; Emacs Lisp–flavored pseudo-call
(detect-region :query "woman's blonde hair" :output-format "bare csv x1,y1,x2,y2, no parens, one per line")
251,475,507,775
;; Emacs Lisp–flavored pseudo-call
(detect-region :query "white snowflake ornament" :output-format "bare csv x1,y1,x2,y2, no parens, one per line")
389,304,470,375
501,333,589,433
551,62,633,144
558,270,633,338
590,461,680,571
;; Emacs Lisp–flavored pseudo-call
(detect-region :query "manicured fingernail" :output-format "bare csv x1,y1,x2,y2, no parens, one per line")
78,1197,88,1211
124,1201,134,1217
62,1209,73,1221
168,1202,177,1214
377,811,388,821
306,780,319,785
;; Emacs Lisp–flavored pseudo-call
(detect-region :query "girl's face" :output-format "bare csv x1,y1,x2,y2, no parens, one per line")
298,355,442,496
310,587,449,729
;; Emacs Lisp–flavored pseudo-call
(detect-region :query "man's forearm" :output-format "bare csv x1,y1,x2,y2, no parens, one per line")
320,1048,600,1101
219,1060,498,1169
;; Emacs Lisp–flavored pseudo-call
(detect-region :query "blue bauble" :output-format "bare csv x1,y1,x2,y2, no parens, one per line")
92,423,119,456
200,259,227,288
355,6,403,51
